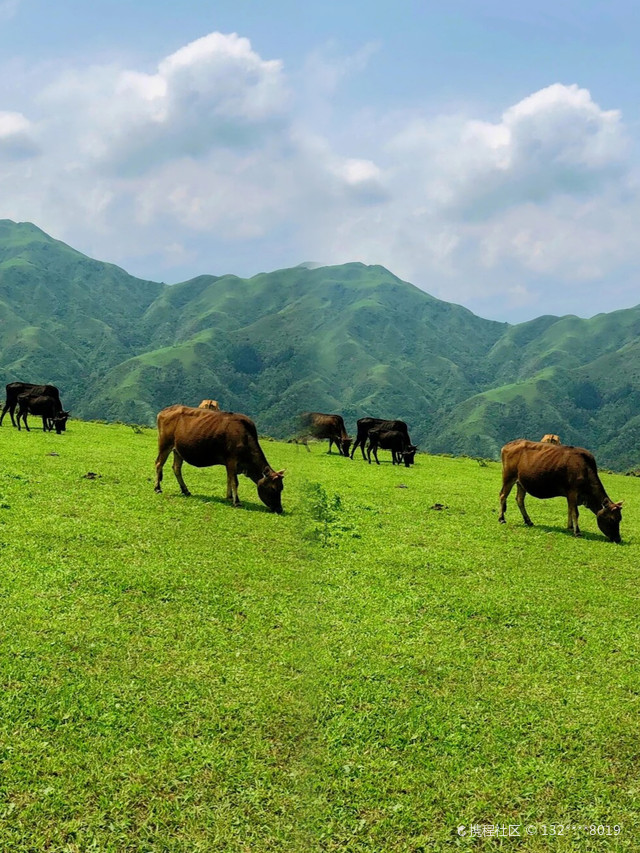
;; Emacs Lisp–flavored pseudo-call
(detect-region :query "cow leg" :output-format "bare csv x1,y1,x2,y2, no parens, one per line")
225,460,240,506
353,437,368,460
373,445,380,465
172,450,191,496
567,495,581,536
498,475,517,523
0,402,8,426
154,443,173,493
515,482,534,526
327,438,334,454
7,404,17,427
366,442,372,464
42,416,48,432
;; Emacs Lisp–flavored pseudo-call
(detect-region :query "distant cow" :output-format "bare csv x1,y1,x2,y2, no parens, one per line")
351,417,412,460
366,428,417,467
499,439,622,542
1,382,62,427
199,400,220,411
298,412,352,456
16,394,70,434
155,405,285,513
541,434,561,444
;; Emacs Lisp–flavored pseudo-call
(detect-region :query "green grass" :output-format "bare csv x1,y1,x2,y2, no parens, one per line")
0,421,638,851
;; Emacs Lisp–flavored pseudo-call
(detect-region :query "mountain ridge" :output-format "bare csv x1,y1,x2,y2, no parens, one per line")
1,219,639,469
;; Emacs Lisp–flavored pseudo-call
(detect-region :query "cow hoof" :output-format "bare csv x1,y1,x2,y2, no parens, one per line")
182,490,191,497
154,486,162,494
525,520,534,527
498,518,506,524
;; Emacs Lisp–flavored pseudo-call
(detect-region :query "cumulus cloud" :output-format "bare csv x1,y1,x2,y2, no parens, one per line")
41,32,291,174
389,84,628,220
0,31,638,320
0,110,38,158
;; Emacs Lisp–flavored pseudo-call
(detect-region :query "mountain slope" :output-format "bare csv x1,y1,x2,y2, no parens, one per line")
0,220,639,469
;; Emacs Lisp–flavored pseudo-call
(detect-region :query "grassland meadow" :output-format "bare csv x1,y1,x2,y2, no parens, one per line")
0,421,638,850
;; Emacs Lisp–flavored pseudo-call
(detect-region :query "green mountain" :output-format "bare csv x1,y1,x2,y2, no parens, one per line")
1,219,639,469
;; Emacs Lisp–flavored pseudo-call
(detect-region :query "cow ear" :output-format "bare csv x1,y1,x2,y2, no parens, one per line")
262,467,270,478
275,469,286,478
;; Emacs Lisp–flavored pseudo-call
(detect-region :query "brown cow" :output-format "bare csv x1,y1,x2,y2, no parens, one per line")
198,399,220,410
499,439,622,542
298,412,352,456
541,434,561,444
155,405,284,512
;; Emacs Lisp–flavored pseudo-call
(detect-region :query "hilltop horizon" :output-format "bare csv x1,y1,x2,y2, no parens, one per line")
1,220,640,470
4,218,639,328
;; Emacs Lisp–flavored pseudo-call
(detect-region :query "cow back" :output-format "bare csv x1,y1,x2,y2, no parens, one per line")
158,405,264,470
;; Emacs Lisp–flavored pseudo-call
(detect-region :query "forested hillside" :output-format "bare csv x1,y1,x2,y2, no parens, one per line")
1,219,639,468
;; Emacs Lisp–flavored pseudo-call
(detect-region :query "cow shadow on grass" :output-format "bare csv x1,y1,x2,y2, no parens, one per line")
533,523,622,543
179,493,274,514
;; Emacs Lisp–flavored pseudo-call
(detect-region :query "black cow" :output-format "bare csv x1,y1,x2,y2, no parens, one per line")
1,382,62,427
16,394,70,434
350,417,412,460
366,428,417,467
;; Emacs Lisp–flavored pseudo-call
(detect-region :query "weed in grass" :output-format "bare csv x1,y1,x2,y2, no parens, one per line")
304,482,354,547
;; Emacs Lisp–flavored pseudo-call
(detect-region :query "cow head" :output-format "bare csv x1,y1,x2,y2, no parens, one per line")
402,445,418,467
257,468,285,513
596,501,623,543
53,411,70,434
340,437,352,457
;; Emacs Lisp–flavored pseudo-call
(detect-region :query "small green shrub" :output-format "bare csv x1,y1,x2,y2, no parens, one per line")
305,482,351,547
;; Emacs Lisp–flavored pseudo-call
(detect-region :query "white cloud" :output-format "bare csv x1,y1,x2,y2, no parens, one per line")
388,84,627,220
0,32,637,321
40,32,291,175
0,110,38,158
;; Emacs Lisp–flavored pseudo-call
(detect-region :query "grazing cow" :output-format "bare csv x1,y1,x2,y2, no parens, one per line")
366,428,417,467
199,399,220,411
155,405,285,513
298,412,352,456
541,434,561,444
1,382,62,427
351,417,412,460
498,439,622,542
16,394,70,434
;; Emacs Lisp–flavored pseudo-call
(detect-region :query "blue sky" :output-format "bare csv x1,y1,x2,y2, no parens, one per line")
0,0,638,321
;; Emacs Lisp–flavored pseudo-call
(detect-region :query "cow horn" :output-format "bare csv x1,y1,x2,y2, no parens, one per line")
273,469,286,478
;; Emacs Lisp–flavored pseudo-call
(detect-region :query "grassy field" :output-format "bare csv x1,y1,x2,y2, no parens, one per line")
0,420,638,851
